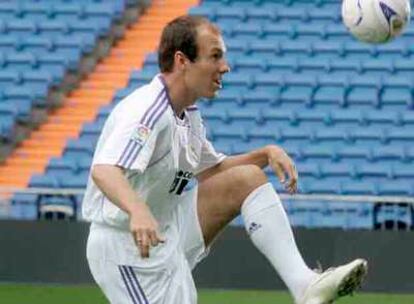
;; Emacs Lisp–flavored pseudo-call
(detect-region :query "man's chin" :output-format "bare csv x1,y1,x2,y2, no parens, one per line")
209,89,220,99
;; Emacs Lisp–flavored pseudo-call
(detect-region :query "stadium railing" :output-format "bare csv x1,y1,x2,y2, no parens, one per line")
0,186,413,231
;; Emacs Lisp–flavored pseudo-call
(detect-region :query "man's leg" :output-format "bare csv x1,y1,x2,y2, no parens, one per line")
197,164,316,301
197,164,367,304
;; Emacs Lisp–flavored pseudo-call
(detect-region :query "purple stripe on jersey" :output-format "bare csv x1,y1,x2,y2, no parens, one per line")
117,86,169,169
119,266,140,304
140,88,165,125
127,266,149,304
117,139,134,166
187,106,198,112
157,75,172,105
125,144,143,169
120,141,140,168
122,99,169,168
142,95,167,127
142,91,166,127
116,89,164,167
148,98,168,129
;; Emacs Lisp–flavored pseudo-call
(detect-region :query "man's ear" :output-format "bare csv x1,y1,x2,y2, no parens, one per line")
174,51,187,71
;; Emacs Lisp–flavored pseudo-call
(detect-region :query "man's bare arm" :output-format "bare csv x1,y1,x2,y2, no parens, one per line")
92,164,165,258
197,145,298,193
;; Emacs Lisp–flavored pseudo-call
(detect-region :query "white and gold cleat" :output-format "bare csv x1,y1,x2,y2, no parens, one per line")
297,258,368,304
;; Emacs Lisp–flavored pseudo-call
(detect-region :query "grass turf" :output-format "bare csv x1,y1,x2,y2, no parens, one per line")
0,285,413,303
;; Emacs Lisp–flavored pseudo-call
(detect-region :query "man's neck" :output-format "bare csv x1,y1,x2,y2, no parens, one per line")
160,73,197,117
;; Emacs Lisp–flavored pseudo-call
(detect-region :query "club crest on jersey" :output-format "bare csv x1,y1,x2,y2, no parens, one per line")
132,124,150,144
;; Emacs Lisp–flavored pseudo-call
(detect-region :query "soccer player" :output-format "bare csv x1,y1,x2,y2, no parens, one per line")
83,15,367,304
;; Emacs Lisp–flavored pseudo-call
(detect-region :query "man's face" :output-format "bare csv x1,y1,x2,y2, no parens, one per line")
183,25,230,99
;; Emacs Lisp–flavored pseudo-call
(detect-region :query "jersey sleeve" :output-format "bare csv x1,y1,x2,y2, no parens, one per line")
195,128,227,175
93,99,168,173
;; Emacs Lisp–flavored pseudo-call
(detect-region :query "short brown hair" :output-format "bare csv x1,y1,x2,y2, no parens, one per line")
158,15,213,73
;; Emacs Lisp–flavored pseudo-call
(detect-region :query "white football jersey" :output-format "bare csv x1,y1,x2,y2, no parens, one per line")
82,75,225,265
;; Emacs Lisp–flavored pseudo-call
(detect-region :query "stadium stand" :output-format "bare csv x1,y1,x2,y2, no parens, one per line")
1,0,414,229
0,0,198,218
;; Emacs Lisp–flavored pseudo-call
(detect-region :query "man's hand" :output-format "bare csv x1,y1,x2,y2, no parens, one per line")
266,145,298,194
129,202,165,258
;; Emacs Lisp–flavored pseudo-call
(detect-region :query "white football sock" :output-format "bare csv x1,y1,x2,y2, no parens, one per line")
241,182,317,301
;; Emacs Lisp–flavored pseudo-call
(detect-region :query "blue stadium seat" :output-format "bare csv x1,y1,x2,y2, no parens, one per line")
298,57,330,73
20,2,52,19
0,114,14,140
281,40,311,55
302,180,342,194
1,98,31,121
341,181,378,195
356,163,390,179
298,163,321,178
46,157,78,178
387,128,414,143
37,20,68,35
362,59,394,74
280,86,313,105
365,110,402,126
230,23,262,39
391,164,414,179
321,162,354,178
0,36,19,52
336,146,372,162
347,88,379,108
296,110,332,126
312,40,344,56
6,52,36,70
301,145,336,160
210,126,248,142
0,70,20,87
246,7,277,22
308,7,341,22
262,108,297,126
295,23,325,40
225,39,248,57
68,19,111,37
78,156,92,174
223,73,253,89
21,36,53,53
266,57,298,74
64,137,96,158
53,3,83,18
216,7,246,22
233,56,267,73
312,87,347,108
249,39,281,57
373,146,408,162
54,33,96,53
59,172,89,188
188,6,216,20
10,193,38,220
284,201,320,228
84,3,117,19
29,174,60,188
6,19,37,35
262,23,294,39
381,88,412,109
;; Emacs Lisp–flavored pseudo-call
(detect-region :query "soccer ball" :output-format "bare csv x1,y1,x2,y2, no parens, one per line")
341,0,411,44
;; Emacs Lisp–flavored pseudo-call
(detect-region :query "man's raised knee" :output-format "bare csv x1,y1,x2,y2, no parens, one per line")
228,165,268,200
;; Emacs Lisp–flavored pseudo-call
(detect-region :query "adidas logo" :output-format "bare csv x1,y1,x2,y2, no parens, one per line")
248,222,262,235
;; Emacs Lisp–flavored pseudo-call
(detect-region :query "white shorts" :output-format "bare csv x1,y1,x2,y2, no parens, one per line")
86,187,207,304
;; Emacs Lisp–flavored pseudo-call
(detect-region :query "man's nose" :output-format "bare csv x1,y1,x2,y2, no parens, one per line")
220,60,231,74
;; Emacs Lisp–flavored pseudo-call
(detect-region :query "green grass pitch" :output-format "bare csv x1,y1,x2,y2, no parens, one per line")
0,285,413,304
